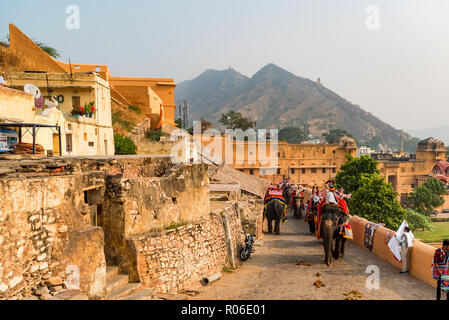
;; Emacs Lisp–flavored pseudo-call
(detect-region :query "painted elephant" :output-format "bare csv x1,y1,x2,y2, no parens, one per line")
292,196,304,219
264,199,286,235
320,204,350,266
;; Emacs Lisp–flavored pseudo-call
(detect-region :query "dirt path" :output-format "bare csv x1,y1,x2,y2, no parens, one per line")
187,208,436,300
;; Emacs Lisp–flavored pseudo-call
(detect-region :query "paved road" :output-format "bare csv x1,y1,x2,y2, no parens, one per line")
188,208,436,300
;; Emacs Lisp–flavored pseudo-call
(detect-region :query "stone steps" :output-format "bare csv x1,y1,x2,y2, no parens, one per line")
104,265,149,300
122,288,154,300
106,266,119,281
106,274,129,294
106,283,141,300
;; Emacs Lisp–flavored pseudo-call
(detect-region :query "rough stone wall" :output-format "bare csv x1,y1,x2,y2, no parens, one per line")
0,173,106,299
101,163,210,281
130,203,246,294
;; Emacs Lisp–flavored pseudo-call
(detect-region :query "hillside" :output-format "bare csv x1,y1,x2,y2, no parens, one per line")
175,63,414,150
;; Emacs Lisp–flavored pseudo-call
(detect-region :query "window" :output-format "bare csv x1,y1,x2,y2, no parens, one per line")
67,123,72,131
302,168,306,174
311,168,317,173
88,142,94,147
322,168,326,173
66,134,72,152
332,168,336,173
277,168,281,174
72,96,81,107
291,168,295,174
249,169,254,175
333,150,336,154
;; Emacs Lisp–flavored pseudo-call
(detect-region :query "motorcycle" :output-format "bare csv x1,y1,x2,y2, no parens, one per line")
239,234,255,261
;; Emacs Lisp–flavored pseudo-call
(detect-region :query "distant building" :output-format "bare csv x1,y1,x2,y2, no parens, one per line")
357,145,374,156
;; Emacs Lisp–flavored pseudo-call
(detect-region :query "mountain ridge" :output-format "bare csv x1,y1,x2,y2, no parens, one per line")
175,63,415,150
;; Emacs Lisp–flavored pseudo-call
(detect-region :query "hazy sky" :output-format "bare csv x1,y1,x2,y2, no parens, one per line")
2,0,449,131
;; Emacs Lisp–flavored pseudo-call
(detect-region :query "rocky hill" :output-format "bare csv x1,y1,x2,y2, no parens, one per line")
175,63,413,149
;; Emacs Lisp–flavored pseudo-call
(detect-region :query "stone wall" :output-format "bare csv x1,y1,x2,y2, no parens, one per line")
0,156,174,300
129,202,246,294
101,163,210,281
0,173,106,299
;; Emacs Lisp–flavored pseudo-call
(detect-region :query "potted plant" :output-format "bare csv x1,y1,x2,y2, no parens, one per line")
71,106,83,117
84,101,95,118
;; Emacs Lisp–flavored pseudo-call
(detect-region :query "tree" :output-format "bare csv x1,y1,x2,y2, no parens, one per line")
408,178,447,216
114,133,137,155
1,34,60,58
335,155,380,194
349,174,406,230
322,129,355,144
404,209,434,232
278,127,306,144
219,111,256,131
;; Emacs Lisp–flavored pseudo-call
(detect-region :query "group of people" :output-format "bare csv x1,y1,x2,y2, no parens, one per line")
264,179,351,238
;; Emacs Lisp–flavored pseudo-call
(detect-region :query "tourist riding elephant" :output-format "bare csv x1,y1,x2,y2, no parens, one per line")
320,204,350,266
264,199,286,235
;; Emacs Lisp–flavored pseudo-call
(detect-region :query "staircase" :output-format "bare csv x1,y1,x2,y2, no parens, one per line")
105,266,154,300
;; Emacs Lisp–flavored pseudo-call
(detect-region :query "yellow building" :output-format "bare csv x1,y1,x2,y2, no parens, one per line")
0,72,114,156
198,132,357,186
1,23,177,131
376,137,446,205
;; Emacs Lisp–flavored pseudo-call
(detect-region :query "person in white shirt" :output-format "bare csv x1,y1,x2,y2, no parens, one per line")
325,184,338,204
398,226,414,274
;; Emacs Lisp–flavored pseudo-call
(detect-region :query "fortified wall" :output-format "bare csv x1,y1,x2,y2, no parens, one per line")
0,156,255,299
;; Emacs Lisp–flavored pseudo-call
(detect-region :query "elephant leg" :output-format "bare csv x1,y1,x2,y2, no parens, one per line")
340,238,347,258
332,236,341,260
322,233,333,266
267,218,273,233
274,217,281,235
308,220,315,233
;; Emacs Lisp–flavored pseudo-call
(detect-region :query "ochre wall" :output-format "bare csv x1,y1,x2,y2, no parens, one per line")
349,215,437,288
7,24,66,73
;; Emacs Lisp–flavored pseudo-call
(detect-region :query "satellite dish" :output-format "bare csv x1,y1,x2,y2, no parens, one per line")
24,83,41,99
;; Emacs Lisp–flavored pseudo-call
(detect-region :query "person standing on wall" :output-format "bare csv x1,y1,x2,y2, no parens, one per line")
398,226,414,275
433,239,449,300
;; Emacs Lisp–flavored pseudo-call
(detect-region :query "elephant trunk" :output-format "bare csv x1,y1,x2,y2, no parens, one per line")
321,219,334,266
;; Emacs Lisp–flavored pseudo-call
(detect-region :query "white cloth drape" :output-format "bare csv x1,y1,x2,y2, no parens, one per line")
387,220,409,261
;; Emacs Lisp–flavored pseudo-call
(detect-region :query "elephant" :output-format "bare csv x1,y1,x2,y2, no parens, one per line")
282,186,292,209
320,204,350,266
264,199,286,235
292,196,305,219
306,200,318,233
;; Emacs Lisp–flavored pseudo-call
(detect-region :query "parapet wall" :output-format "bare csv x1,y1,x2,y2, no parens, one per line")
350,215,437,288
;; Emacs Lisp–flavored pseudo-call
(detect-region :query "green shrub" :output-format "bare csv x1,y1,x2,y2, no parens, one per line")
404,209,435,232
128,105,141,114
114,133,137,155
145,128,168,141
